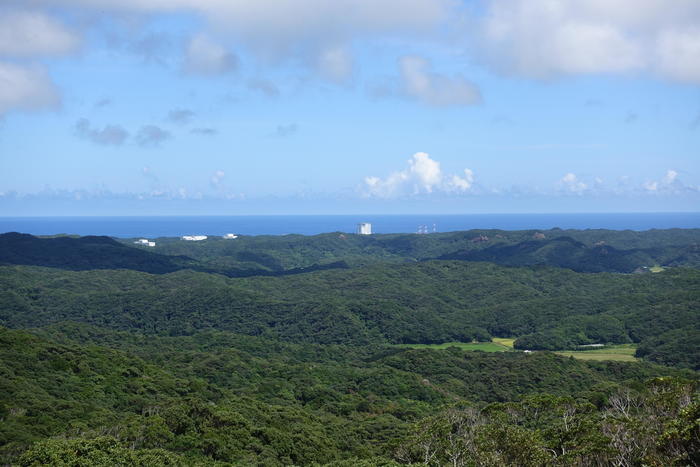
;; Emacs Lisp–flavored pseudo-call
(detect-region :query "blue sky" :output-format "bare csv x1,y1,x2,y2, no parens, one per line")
0,0,698,215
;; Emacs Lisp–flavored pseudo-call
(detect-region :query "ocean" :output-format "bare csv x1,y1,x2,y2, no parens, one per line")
1,213,699,238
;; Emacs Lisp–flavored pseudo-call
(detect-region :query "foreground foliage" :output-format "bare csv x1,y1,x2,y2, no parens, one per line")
1,325,697,465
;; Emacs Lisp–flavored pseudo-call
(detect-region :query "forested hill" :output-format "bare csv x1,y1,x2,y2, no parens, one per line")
2,229,699,276
1,228,699,465
0,232,192,274
130,228,700,274
2,261,698,368
1,324,696,465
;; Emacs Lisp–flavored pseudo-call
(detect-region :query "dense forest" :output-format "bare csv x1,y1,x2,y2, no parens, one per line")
0,230,698,465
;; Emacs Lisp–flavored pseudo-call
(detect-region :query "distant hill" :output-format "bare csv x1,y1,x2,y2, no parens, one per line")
4,229,698,277
438,236,659,273
0,233,350,278
0,232,190,274
131,228,700,274
2,261,698,368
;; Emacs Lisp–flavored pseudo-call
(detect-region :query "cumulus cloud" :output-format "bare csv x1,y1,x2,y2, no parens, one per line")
0,8,80,57
0,62,60,115
399,56,482,107
643,169,687,193
447,169,475,191
363,152,475,198
471,0,700,83
184,34,238,75
74,118,128,146
167,108,195,124
136,125,171,147
558,173,588,194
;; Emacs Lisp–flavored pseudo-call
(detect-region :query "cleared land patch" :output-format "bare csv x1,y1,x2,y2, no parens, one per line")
393,341,512,352
492,337,515,348
555,344,638,362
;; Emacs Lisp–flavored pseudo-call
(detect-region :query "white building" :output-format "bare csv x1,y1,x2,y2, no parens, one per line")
223,233,238,239
134,239,156,247
181,235,208,241
357,223,372,235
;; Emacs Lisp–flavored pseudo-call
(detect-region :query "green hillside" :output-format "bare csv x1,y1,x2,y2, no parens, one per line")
1,229,698,465
2,325,697,465
1,261,697,368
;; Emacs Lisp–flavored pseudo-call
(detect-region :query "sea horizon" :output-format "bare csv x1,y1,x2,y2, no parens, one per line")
2,212,699,238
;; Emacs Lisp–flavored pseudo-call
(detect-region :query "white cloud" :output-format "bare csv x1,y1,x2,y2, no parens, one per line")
399,56,481,107
408,151,442,192
0,62,60,115
447,169,475,191
363,152,475,198
0,8,80,57
558,173,588,194
184,34,238,75
27,0,454,81
663,169,678,184
51,0,453,44
471,0,700,83
655,28,700,83
644,169,686,193
211,170,225,186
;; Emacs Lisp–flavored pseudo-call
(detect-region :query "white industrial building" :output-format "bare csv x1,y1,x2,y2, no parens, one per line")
134,239,156,247
181,235,208,241
357,223,372,235
223,233,238,239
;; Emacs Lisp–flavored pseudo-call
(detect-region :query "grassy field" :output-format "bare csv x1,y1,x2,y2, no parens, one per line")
555,344,638,362
492,337,515,348
393,340,513,352
393,340,638,361
650,265,665,273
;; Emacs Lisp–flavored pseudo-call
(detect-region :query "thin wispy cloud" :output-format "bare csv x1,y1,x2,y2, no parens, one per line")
167,108,195,124
74,118,128,146
399,56,482,107
191,127,217,136
274,123,299,137
184,34,238,76
135,125,171,147
248,78,280,97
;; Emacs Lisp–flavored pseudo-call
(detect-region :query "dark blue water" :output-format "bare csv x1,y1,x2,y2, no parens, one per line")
0,213,698,238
